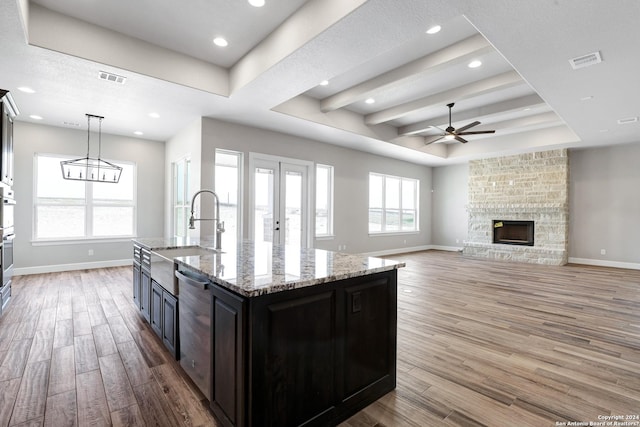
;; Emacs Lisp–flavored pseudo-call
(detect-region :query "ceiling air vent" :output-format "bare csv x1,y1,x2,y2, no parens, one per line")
98,71,127,84
569,51,602,70
617,116,638,125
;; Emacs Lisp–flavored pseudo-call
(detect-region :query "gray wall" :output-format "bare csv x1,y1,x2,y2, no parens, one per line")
431,163,468,248
569,142,640,264
196,118,432,255
13,121,165,273
430,142,640,265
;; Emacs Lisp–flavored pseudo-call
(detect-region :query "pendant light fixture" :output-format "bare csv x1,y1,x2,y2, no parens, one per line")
60,114,122,183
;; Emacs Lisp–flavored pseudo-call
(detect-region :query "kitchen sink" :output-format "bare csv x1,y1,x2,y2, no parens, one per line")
150,247,219,295
152,246,220,261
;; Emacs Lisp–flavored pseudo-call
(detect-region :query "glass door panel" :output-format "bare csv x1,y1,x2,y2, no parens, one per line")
283,169,303,247
254,166,277,244
251,156,310,247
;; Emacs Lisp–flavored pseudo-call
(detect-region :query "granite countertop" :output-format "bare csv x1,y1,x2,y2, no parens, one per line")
133,238,405,298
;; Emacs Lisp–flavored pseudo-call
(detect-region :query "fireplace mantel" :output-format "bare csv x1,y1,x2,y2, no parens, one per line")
466,203,568,214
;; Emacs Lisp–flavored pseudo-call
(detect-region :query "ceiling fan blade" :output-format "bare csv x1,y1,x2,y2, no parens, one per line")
457,130,496,135
456,121,481,133
424,135,445,145
454,135,468,144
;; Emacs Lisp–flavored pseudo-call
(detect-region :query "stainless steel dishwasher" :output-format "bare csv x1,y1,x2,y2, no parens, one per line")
175,268,212,401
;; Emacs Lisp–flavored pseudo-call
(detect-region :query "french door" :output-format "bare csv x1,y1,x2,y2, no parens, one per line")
250,154,311,247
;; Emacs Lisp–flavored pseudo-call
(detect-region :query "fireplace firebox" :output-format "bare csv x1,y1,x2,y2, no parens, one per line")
493,220,534,246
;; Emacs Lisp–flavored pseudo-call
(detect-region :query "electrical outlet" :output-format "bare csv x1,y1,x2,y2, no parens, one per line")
88,249,94,256
600,249,606,255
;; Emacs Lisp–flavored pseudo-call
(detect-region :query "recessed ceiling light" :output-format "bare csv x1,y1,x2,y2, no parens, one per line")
365,98,375,104
580,96,594,101
213,37,228,47
426,25,441,35
63,121,80,127
248,0,265,6
30,115,43,120
468,60,482,68
599,129,609,133
319,80,329,86
18,86,36,94
134,131,144,136
148,112,160,119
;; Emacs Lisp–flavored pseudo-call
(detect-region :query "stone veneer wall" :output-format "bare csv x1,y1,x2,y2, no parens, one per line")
463,149,569,265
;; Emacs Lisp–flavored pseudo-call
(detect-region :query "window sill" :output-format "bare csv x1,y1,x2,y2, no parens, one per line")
315,235,335,241
32,236,135,246
368,231,420,237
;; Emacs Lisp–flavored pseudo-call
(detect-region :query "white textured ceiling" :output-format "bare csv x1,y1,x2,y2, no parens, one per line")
1,0,638,166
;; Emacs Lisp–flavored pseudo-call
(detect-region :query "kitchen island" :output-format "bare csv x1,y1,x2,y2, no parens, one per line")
132,238,404,427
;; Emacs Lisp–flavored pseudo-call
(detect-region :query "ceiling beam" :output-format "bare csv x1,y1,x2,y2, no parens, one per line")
481,111,563,133
319,34,492,112
364,70,523,125
398,94,547,135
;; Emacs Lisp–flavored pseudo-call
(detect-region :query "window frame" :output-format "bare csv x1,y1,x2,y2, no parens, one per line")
368,172,419,235
172,156,191,238
315,163,334,238
215,149,244,244
33,152,137,243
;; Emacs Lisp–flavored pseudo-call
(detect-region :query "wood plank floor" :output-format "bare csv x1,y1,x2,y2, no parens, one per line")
1,251,639,426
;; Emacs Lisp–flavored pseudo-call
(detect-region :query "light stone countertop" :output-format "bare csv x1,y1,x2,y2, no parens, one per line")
133,238,405,297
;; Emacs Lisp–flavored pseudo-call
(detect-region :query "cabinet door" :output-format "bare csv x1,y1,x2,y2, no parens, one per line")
140,270,151,322
162,291,178,359
211,285,246,427
341,273,397,403
150,280,163,337
132,263,141,309
252,289,336,427
4,113,12,186
0,104,8,184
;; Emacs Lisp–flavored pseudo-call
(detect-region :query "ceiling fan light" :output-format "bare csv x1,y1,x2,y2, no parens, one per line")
444,134,455,140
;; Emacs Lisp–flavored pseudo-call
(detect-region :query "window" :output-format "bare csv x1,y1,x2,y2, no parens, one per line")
315,164,334,237
173,157,191,238
215,149,242,247
34,153,136,240
368,172,419,233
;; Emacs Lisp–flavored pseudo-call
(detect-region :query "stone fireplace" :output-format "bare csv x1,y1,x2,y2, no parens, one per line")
463,149,569,265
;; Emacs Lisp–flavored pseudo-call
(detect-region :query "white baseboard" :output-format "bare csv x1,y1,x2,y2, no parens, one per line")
568,257,640,270
428,245,464,252
14,259,133,276
364,244,465,257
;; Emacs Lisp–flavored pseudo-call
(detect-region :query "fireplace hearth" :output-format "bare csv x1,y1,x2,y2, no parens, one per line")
493,220,534,246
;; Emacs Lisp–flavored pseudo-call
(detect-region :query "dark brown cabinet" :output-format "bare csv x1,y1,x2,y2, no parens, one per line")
132,245,142,309
140,269,151,322
150,280,163,336
162,291,178,357
211,284,246,427
150,278,178,359
0,90,18,187
132,244,178,358
210,269,397,427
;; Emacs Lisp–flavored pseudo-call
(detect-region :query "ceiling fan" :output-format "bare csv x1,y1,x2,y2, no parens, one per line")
425,102,495,145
